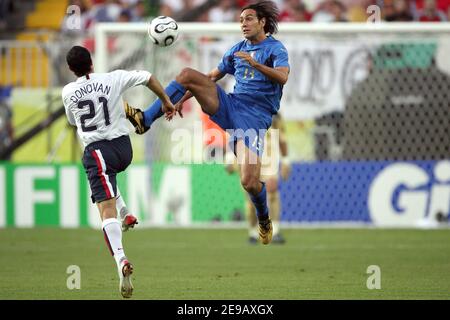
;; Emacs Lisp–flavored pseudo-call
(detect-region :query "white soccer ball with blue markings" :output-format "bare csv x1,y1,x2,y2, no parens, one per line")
148,16,179,47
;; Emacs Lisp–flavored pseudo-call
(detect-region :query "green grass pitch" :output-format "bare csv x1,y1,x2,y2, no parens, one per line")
0,228,449,300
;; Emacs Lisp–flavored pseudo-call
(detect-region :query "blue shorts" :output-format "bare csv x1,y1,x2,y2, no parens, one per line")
211,85,273,157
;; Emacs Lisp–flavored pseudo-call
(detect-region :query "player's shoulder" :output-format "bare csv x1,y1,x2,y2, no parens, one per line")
109,69,145,75
91,71,121,80
108,69,151,83
62,81,76,97
267,36,288,52
107,69,140,79
108,69,126,76
89,71,127,84
229,40,247,52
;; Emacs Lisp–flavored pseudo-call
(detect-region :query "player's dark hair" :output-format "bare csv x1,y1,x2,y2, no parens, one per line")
242,1,279,35
66,45,92,77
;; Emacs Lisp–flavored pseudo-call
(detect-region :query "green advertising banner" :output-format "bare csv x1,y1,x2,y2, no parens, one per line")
0,163,245,228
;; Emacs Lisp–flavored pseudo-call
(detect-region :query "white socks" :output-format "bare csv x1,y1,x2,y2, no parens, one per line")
249,227,259,239
102,218,126,269
115,190,129,220
272,221,280,236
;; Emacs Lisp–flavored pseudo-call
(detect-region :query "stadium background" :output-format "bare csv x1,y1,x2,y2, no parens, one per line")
0,0,450,301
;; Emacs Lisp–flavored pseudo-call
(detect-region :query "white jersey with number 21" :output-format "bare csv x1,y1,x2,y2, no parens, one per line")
62,70,151,146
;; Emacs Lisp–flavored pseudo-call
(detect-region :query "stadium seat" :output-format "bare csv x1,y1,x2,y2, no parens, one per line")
0,0,65,87
0,46,49,87
25,0,67,30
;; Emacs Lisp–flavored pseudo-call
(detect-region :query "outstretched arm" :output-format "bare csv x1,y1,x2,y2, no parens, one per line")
146,75,175,117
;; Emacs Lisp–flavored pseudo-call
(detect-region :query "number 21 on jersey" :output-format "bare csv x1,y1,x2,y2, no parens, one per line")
77,97,110,132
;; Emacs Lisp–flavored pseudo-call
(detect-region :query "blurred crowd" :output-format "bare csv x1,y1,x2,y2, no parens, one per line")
0,0,12,30
2,0,450,33
0,0,447,34
60,0,450,34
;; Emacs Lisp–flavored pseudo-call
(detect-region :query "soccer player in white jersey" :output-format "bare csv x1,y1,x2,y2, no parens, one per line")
62,46,175,298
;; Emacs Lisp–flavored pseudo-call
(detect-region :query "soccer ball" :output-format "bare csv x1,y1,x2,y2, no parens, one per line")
148,16,179,47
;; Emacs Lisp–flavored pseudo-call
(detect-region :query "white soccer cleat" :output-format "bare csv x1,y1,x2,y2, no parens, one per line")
121,213,138,232
119,258,134,298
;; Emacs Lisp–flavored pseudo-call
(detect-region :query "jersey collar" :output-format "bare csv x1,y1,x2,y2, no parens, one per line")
244,35,272,48
76,73,92,83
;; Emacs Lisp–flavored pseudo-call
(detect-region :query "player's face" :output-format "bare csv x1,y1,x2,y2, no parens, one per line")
240,9,265,40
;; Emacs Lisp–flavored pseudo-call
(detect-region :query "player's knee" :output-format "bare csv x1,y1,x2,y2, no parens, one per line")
176,67,195,86
241,175,259,194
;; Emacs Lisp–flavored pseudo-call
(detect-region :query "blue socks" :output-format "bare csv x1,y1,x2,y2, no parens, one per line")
143,80,187,127
249,182,269,221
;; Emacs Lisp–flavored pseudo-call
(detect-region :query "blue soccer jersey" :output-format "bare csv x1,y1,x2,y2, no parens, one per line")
217,35,290,114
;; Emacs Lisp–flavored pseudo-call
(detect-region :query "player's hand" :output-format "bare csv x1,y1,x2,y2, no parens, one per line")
234,51,257,67
174,91,193,118
174,101,184,118
162,101,176,121
280,162,292,181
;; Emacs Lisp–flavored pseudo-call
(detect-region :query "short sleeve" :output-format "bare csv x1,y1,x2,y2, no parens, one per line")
217,47,236,75
114,70,152,94
273,44,289,69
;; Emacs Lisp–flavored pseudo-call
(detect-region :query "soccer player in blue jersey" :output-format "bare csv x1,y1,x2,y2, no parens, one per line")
125,1,289,244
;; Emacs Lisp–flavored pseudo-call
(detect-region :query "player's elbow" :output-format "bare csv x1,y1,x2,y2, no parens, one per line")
276,69,289,85
279,74,288,85
240,174,260,195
